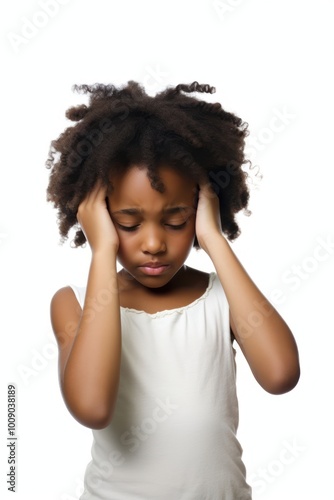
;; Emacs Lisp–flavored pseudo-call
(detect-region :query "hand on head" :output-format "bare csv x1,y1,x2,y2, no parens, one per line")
195,181,223,252
76,181,119,253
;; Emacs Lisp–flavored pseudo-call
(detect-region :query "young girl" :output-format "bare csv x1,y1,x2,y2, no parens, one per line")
46,81,300,499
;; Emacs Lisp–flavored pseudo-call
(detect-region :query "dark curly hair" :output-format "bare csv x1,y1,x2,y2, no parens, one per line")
46,80,251,248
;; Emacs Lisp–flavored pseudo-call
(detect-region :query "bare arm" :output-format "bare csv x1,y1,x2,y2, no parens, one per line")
196,183,300,395
50,182,122,429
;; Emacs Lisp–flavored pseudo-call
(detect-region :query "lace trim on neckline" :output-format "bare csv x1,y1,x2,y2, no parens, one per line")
120,272,216,318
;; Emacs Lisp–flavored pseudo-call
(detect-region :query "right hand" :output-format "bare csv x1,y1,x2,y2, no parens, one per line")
76,181,119,253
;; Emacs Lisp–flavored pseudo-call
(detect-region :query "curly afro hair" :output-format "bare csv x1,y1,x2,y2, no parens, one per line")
46,80,251,248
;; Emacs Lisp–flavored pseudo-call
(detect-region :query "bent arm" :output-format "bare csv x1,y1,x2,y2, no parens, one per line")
203,234,300,394
51,249,121,429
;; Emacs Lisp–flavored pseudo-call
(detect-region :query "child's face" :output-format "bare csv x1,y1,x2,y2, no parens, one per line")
107,164,197,288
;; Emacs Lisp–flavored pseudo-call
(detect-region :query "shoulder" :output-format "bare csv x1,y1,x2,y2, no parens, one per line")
50,286,82,347
49,287,84,393
50,286,79,311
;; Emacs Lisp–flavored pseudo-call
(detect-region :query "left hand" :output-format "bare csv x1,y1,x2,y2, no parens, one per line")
195,181,223,252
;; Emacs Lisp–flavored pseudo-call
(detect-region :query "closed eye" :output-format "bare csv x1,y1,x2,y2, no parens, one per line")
165,222,187,230
116,221,188,232
116,224,139,232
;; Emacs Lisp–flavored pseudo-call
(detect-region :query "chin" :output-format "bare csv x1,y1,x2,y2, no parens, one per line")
138,275,174,289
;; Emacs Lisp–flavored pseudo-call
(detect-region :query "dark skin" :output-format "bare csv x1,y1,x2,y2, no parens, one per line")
107,166,208,312
50,164,300,430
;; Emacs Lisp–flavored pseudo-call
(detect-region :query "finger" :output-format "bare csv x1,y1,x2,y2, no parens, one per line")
198,181,217,199
199,177,213,190
86,179,107,205
94,183,108,205
76,183,100,217
78,184,98,208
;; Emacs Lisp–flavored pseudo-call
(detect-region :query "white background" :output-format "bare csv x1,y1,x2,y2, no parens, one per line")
1,0,333,498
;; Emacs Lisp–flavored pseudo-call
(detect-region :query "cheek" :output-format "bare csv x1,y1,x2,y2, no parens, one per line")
115,232,134,258
172,227,195,254
185,218,196,241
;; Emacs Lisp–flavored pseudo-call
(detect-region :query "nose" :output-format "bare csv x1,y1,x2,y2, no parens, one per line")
141,224,166,255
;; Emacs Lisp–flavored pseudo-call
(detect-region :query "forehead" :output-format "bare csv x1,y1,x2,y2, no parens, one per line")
108,165,197,207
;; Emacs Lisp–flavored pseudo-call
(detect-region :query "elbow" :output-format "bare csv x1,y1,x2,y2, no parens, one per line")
62,386,115,430
89,406,114,429
68,401,114,430
261,363,301,395
82,416,113,431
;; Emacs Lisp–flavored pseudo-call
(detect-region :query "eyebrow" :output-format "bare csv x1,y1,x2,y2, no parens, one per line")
111,206,193,216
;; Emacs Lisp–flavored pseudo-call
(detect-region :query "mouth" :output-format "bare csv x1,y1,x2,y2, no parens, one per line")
139,263,170,276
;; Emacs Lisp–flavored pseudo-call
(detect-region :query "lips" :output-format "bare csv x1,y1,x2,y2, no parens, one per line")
139,262,170,276
141,262,167,268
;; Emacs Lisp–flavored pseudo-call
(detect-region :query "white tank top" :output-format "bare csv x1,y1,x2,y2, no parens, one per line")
69,272,252,499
